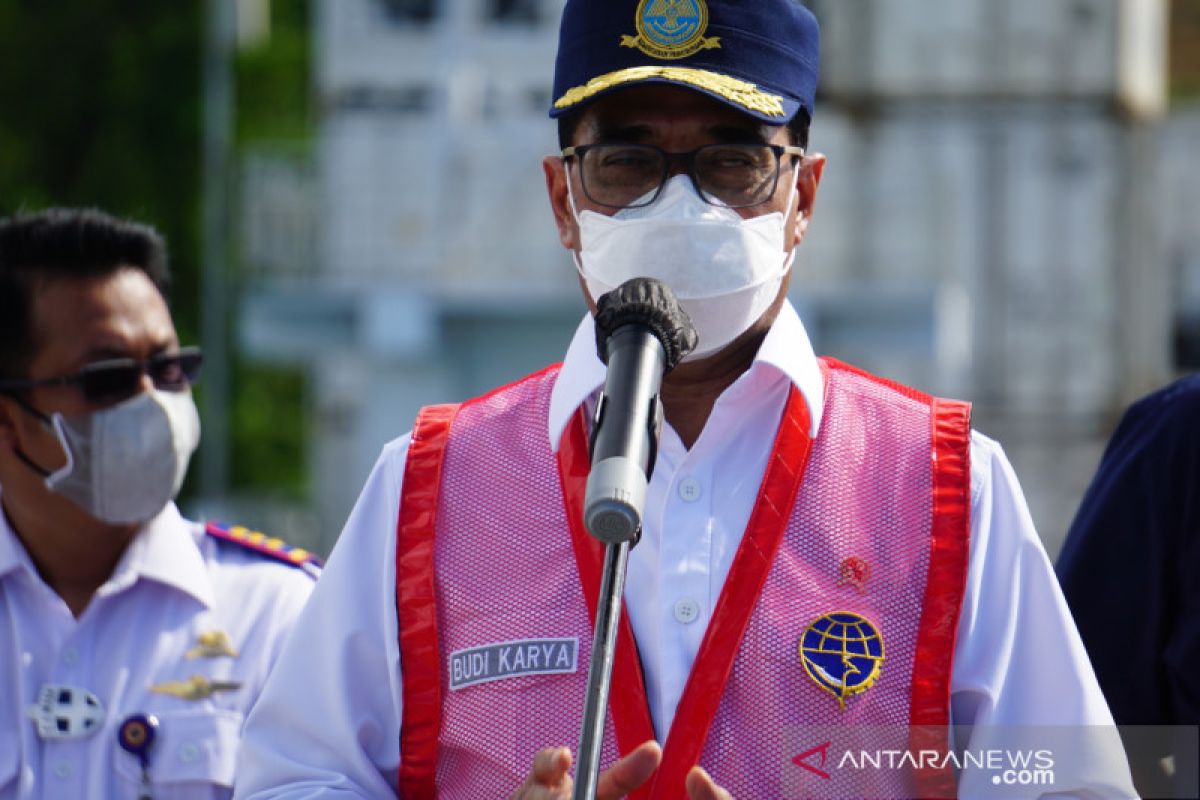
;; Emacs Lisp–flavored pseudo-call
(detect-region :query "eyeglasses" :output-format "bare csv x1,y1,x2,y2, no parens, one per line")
561,142,805,210
0,347,203,406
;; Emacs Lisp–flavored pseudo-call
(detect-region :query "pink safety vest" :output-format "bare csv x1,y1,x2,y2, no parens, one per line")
396,358,971,799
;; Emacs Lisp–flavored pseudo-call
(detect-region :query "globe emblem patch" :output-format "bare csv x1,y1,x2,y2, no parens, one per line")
642,0,704,47
622,0,721,60
799,611,884,711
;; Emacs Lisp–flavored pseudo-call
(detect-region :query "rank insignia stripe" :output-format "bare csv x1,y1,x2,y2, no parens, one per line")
204,520,323,572
799,611,885,712
149,675,243,701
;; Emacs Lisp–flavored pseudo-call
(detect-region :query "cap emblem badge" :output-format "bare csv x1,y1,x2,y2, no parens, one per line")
621,0,721,60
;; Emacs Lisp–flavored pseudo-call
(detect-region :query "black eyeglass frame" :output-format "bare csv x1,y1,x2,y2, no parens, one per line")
0,346,204,406
561,142,806,210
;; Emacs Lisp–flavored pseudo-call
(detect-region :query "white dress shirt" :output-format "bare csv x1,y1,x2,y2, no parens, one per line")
0,499,317,800
235,302,1136,799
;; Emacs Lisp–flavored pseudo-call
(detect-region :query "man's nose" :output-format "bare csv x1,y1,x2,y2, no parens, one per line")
666,161,689,178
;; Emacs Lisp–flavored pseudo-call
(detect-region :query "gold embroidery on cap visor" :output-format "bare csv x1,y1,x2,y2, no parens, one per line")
553,66,787,118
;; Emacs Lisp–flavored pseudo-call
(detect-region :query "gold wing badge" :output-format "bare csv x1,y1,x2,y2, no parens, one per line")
149,675,243,701
186,630,239,660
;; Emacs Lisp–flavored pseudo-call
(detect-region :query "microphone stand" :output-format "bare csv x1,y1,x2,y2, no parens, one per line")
570,278,695,800
572,539,632,800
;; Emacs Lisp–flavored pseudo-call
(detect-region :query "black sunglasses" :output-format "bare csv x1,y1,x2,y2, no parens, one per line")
0,347,203,406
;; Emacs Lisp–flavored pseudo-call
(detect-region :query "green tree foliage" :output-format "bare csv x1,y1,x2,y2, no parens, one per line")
1171,0,1200,101
236,0,312,145
230,0,313,501
0,1,203,341
0,0,314,504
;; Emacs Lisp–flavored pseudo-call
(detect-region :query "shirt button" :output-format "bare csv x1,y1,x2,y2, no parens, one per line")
179,742,200,763
677,478,702,502
53,761,72,779
61,647,79,666
673,597,700,624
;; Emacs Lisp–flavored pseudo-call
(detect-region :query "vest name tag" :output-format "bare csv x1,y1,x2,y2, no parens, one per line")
448,637,579,690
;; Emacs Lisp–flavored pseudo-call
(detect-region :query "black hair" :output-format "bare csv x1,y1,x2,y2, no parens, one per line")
0,207,170,380
556,106,812,150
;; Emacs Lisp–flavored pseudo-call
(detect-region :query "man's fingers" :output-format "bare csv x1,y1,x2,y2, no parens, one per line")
510,746,575,798
531,746,574,785
596,740,662,800
685,765,734,800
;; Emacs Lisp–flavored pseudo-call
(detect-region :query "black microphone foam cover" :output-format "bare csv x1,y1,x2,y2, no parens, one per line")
593,278,698,372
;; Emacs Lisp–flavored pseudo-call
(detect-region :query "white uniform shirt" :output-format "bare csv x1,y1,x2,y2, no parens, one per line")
0,499,317,800
235,302,1136,799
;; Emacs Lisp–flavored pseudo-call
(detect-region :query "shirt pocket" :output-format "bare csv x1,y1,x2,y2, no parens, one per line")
113,709,242,799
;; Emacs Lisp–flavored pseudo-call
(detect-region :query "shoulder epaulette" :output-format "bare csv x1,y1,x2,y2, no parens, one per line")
204,521,323,572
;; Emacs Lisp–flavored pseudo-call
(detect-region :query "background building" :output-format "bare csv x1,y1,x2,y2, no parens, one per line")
218,0,1199,559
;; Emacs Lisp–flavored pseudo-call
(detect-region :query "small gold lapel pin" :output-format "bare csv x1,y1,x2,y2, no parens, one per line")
186,630,239,660
149,675,243,701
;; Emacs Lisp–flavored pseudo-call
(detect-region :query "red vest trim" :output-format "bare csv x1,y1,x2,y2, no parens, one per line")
396,402,460,797
651,385,815,797
821,358,971,796
909,395,972,797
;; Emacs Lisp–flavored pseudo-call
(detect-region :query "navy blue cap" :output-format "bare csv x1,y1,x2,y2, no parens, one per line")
550,0,820,124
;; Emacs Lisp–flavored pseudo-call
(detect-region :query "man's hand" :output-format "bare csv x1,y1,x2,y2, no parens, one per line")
685,766,734,800
510,740,662,799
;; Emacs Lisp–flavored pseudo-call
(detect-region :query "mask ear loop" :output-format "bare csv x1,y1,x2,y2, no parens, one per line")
563,158,584,225
564,160,597,288
1,392,65,480
777,159,802,275
41,414,78,490
5,392,53,427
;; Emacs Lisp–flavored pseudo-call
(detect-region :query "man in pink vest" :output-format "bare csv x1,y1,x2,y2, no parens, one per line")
236,2,1137,798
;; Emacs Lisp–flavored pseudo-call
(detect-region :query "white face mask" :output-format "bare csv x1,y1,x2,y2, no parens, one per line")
23,390,201,525
571,173,797,359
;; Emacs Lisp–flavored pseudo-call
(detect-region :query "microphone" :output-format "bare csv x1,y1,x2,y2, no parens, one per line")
584,278,697,544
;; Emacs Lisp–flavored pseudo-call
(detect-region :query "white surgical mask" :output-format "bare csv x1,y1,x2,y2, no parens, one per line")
21,390,201,525
571,173,796,359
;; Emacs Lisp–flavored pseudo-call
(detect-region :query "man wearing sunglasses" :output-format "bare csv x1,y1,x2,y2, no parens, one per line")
0,207,318,798
237,2,1134,798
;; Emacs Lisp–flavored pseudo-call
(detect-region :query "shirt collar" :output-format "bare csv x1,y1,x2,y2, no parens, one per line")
0,502,32,582
547,299,824,451
111,503,215,608
0,496,214,609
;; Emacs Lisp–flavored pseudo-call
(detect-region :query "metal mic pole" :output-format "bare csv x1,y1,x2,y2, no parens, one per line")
573,539,631,800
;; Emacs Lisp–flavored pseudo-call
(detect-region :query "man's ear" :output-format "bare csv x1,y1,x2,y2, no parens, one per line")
543,155,580,251
792,153,825,247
